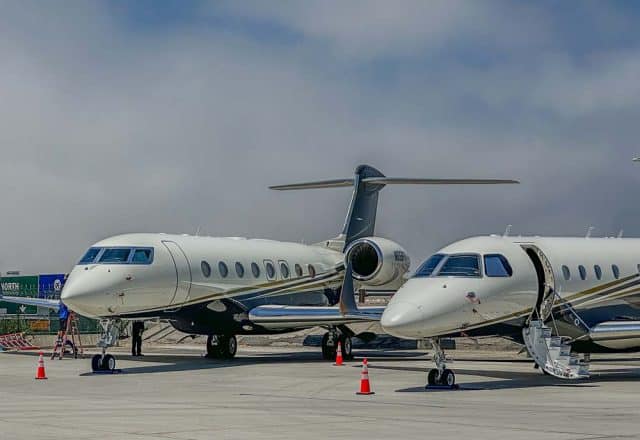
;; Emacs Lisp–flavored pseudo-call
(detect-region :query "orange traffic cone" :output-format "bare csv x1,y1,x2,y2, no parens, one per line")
35,352,48,380
334,341,344,366
356,358,374,395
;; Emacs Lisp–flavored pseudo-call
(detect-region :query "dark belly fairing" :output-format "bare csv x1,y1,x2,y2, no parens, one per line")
168,288,337,336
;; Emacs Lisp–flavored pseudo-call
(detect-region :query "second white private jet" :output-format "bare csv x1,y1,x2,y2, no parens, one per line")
382,233,640,387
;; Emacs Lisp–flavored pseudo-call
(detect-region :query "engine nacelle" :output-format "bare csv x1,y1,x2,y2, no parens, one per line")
344,237,410,286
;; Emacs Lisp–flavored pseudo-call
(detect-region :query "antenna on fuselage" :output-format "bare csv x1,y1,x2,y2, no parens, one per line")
617,229,624,238
503,224,512,237
586,226,595,238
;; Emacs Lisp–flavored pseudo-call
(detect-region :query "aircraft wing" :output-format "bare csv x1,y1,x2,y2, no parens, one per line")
248,261,385,331
0,294,61,312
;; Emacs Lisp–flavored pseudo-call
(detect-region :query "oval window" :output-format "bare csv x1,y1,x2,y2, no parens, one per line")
294,263,303,277
280,262,290,279
594,265,602,280
308,264,316,278
201,261,211,278
578,265,586,281
251,262,260,278
265,262,276,279
562,265,571,281
612,264,620,279
235,262,245,278
218,261,229,278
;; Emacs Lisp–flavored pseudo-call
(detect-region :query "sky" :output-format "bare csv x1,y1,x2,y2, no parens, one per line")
1,1,640,274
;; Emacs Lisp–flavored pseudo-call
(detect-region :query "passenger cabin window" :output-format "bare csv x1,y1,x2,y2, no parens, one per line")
484,254,513,277
594,265,602,280
562,265,571,281
265,261,276,279
280,262,290,279
235,262,245,278
201,261,211,278
578,265,587,280
294,264,303,277
219,261,229,278
308,264,316,278
99,248,131,263
251,262,260,278
437,254,481,277
79,248,101,264
414,254,446,278
612,264,620,279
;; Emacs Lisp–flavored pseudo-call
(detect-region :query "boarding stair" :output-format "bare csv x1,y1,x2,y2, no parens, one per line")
522,320,590,379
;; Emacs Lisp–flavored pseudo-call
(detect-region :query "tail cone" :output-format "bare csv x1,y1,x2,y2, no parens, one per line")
356,358,374,395
35,352,48,380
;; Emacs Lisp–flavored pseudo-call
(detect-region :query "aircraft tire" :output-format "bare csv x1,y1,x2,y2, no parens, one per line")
101,354,116,371
442,369,455,387
91,354,103,372
427,369,438,386
206,335,221,359
340,335,354,360
321,333,336,361
219,335,237,359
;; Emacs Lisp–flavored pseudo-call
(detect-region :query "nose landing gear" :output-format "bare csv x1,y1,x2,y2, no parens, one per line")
91,319,122,373
426,338,457,389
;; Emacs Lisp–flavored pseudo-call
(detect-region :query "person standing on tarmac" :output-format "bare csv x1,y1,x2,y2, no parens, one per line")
131,321,144,356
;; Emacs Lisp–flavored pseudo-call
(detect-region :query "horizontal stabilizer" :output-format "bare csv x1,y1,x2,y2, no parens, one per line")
270,177,519,190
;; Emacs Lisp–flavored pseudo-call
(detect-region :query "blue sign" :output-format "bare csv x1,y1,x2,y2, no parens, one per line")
38,274,67,299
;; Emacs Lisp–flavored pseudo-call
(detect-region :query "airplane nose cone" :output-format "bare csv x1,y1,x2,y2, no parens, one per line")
381,301,425,339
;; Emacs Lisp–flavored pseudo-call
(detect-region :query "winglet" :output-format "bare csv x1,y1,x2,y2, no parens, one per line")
339,262,359,315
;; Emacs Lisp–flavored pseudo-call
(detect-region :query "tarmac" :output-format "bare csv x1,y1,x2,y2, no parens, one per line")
1,346,640,440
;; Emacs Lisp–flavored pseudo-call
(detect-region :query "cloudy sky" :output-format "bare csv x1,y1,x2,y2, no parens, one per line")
1,1,640,274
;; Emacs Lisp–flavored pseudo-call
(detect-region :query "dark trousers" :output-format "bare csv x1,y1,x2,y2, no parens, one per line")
132,334,142,356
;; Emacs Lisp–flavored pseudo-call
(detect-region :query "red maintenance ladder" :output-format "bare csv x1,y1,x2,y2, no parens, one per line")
51,312,84,360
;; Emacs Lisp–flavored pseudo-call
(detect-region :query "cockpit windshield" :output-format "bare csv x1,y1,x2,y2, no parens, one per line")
78,247,154,265
437,254,481,277
414,254,446,277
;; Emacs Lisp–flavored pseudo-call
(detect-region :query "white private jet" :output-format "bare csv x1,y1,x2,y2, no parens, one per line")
381,233,640,387
1,164,517,372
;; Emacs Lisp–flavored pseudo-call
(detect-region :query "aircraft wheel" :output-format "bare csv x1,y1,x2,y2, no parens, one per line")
101,354,116,371
91,354,103,372
427,368,439,386
206,335,221,358
441,369,455,387
321,332,336,361
340,335,353,360
218,335,237,359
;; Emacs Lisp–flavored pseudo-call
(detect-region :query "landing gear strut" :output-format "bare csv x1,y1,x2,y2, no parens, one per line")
91,319,121,372
206,334,238,359
426,338,456,388
321,328,353,361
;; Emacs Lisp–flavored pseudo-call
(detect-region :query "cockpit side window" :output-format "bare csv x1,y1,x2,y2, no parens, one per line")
436,254,481,277
79,248,101,264
131,248,154,264
414,254,446,278
99,248,132,263
484,254,513,277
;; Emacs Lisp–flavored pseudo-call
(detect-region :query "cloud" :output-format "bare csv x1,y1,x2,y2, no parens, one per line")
0,2,639,274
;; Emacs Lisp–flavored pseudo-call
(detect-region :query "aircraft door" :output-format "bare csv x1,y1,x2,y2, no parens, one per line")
162,241,192,306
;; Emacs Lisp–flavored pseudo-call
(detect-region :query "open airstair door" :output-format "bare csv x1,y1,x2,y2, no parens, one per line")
162,241,192,308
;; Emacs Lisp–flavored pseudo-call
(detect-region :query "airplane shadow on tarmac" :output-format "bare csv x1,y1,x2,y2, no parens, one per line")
378,363,640,392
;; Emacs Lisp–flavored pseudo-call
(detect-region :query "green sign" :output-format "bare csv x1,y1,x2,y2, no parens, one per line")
0,275,39,315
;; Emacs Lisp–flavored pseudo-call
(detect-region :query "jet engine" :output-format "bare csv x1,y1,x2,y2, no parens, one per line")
344,237,410,286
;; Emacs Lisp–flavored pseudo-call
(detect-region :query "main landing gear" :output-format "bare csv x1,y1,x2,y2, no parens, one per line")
206,334,238,359
426,338,457,389
321,328,353,361
91,319,121,373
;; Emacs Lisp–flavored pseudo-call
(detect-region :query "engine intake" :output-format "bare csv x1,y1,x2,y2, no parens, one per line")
345,237,410,286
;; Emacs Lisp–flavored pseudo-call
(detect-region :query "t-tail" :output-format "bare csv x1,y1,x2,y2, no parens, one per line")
270,164,519,251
